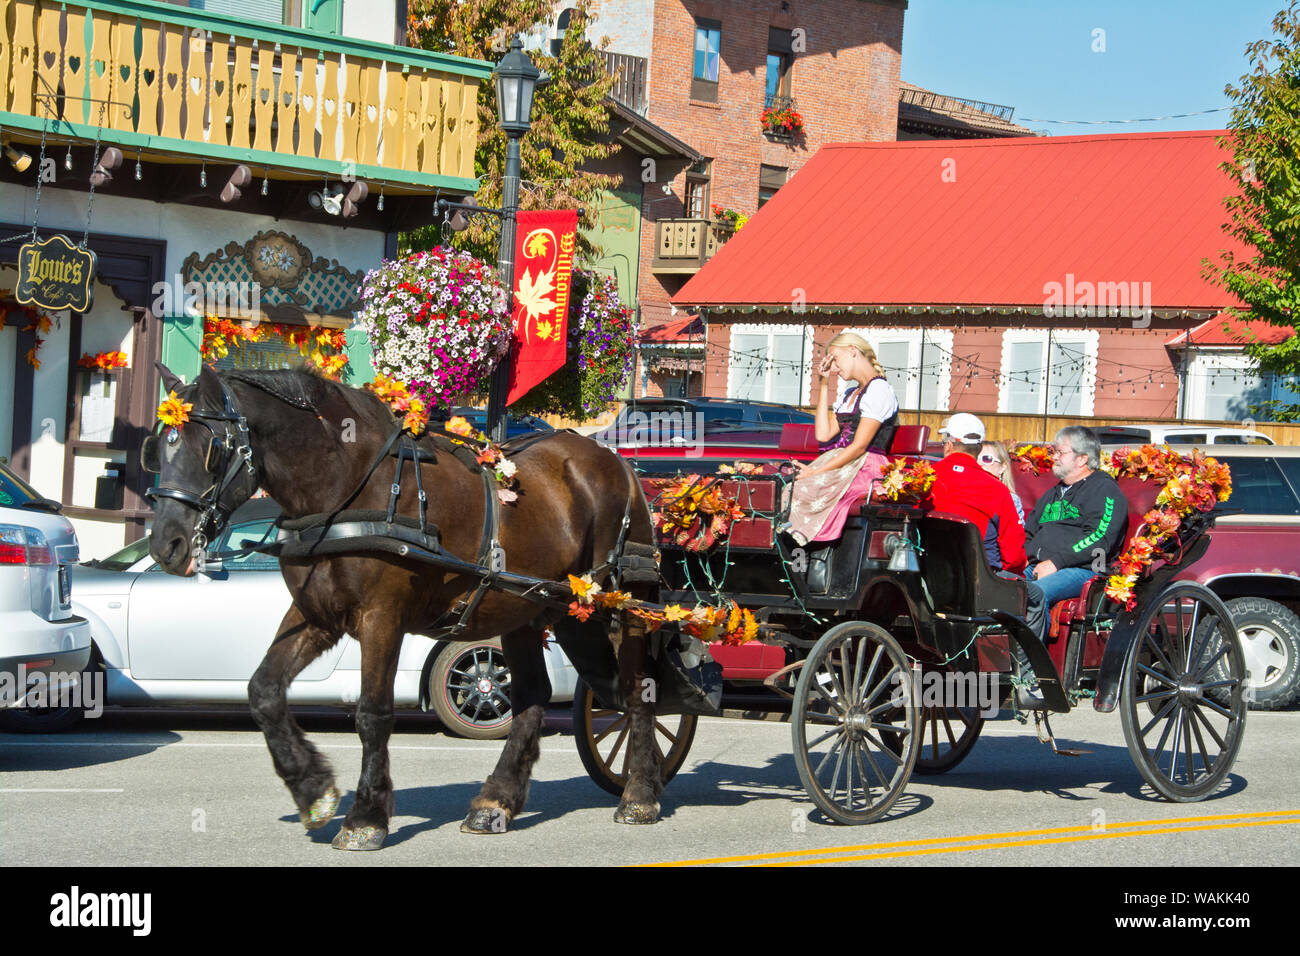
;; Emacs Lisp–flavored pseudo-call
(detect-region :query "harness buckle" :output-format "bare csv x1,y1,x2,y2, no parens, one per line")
391,482,401,497
488,541,506,573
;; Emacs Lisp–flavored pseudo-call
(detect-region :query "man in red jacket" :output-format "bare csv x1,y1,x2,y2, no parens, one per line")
927,413,1027,574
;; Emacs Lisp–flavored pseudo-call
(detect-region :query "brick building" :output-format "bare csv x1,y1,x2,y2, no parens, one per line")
579,0,908,396
673,130,1300,430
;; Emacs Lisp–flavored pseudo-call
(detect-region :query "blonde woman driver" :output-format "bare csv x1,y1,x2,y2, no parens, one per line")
780,333,900,546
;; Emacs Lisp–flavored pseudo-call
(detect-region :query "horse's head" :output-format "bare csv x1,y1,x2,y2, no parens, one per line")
144,363,260,575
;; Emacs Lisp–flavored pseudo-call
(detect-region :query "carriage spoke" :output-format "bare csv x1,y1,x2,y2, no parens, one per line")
654,720,679,745
1143,630,1178,677
853,744,875,807
940,709,959,747
1136,687,1179,705
1183,709,1199,782
1192,644,1231,683
814,673,848,714
1173,601,1187,672
1198,694,1239,720
840,646,854,708
1189,702,1228,751
1187,705,1214,774
1136,662,1178,687
852,637,869,704
806,726,841,749
864,664,904,711
1165,705,1185,784
860,739,888,789
825,661,850,712
593,714,629,745
862,730,905,763
859,646,884,708
603,722,631,769
1141,694,1181,743
805,711,844,727
816,733,846,777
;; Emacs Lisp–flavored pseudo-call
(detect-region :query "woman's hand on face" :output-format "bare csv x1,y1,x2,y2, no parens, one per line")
817,354,835,378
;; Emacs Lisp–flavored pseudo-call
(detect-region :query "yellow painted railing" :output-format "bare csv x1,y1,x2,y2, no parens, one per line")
0,0,490,188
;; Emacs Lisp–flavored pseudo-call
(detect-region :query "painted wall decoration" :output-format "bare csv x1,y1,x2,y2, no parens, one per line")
178,230,365,323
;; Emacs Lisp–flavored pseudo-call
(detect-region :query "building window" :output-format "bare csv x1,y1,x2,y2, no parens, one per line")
1184,351,1300,421
765,28,793,107
758,164,786,208
727,323,813,406
997,329,1099,416
692,19,721,102
685,159,711,219
846,327,952,412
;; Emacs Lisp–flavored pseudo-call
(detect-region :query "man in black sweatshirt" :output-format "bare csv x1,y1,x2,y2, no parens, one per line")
1017,426,1128,703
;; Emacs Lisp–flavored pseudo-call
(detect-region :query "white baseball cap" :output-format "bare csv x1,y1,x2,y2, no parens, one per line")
939,412,986,444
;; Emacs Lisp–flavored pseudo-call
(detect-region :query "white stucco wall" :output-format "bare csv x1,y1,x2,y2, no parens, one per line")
342,0,398,46
586,0,656,59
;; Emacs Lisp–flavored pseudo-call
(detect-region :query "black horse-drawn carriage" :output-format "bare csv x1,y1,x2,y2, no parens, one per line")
570,423,1249,825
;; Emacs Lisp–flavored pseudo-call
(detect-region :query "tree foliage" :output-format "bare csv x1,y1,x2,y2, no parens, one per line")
405,0,619,267
1207,1,1300,418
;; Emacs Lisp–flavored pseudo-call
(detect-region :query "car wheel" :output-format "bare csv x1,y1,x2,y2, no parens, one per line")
1221,597,1300,710
0,651,98,734
427,639,513,740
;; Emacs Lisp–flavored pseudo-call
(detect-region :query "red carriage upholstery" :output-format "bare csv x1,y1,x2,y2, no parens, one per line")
779,423,819,455
888,425,930,456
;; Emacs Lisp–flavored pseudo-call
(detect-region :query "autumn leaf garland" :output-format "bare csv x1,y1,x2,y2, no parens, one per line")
565,573,760,646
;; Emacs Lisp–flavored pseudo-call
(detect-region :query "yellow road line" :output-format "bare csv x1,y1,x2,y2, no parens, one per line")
760,817,1300,867
642,810,1300,867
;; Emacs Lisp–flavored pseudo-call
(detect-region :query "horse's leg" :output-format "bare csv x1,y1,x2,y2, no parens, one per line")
461,627,552,834
248,605,343,829
332,608,404,850
614,613,663,825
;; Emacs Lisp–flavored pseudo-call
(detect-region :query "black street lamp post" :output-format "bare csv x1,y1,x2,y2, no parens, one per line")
436,38,546,441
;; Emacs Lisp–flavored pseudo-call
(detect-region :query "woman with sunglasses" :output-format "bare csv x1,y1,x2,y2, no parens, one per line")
978,441,1025,523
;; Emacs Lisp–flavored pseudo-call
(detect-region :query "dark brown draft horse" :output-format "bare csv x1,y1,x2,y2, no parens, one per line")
146,364,663,849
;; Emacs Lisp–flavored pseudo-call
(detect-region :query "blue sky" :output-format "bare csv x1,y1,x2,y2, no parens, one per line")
901,1,1284,136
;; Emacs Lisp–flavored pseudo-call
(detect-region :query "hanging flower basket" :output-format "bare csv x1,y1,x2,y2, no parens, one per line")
507,272,639,421
358,247,511,409
78,351,129,371
761,105,804,137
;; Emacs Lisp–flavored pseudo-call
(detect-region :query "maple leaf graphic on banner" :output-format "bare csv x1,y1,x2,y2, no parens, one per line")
535,318,557,341
524,232,552,258
516,268,557,342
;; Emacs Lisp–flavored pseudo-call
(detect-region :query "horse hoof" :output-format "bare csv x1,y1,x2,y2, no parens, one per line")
331,825,387,851
460,807,511,834
613,802,660,825
300,787,341,830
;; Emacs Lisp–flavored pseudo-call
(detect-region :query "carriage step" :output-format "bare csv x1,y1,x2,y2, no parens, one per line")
1033,712,1091,757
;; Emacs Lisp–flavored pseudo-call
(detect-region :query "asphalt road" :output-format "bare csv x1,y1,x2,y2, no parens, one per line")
1,705,1297,868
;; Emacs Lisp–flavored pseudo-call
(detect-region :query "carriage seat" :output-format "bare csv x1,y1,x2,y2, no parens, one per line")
777,423,930,459
916,512,1029,620
1010,466,1164,638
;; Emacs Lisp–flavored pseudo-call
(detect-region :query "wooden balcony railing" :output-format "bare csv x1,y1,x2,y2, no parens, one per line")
0,0,491,190
600,50,648,114
651,218,732,274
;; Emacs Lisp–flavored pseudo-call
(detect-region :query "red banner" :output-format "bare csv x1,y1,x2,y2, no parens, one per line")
506,209,579,405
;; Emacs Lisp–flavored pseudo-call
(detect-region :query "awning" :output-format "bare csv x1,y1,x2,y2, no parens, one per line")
641,314,704,343
1166,314,1294,348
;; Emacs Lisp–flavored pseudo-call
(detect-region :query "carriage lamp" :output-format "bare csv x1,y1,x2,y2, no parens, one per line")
885,518,921,574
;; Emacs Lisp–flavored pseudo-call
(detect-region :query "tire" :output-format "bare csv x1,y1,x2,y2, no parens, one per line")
0,652,97,734
427,639,514,740
571,678,698,797
1120,583,1247,802
1222,597,1300,710
792,622,918,824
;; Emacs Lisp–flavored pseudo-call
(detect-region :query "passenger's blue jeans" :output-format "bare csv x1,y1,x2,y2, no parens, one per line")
1023,565,1097,641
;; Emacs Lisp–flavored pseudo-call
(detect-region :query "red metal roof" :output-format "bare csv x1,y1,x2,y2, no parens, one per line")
1165,313,1294,347
641,314,704,343
675,131,1249,311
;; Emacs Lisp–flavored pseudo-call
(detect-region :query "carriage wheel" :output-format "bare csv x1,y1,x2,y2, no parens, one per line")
912,660,985,775
571,678,699,798
792,622,918,825
1120,583,1248,803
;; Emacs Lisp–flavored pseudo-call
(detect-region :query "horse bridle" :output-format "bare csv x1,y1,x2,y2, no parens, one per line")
143,377,257,561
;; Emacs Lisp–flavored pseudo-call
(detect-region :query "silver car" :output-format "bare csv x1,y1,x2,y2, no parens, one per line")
47,499,577,738
0,463,92,730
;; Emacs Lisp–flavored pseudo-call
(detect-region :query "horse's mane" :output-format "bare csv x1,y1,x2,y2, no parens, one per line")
223,366,393,432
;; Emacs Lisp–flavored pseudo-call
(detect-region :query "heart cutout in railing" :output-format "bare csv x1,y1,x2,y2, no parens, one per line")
119,65,131,83
447,117,456,132
167,72,178,90
385,107,396,125
142,68,155,86
43,50,56,70
213,79,225,97
283,92,293,108
344,101,355,118
301,94,314,113
259,88,270,105
324,97,335,116
94,59,106,77
68,56,82,74
367,105,378,123
235,82,248,100
191,76,202,95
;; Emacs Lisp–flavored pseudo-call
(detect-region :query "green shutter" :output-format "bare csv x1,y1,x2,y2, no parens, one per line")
302,0,343,36
159,315,203,396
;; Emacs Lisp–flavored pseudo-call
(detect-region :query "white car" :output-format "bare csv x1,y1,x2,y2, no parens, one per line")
46,499,579,739
1095,424,1275,446
0,463,92,731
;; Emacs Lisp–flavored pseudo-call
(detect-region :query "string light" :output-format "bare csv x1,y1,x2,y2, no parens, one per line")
200,161,206,188
135,148,142,181
377,185,384,211
64,145,73,171
261,168,269,196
